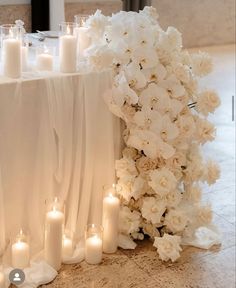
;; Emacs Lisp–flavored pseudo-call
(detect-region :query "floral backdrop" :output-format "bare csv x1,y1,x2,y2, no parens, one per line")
84,7,221,262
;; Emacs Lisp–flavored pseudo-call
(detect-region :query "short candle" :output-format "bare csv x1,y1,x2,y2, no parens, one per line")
85,234,103,265
62,235,73,258
11,230,30,269
36,48,53,71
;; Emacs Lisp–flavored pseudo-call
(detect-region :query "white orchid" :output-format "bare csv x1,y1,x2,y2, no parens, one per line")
86,7,221,261
149,168,177,197
143,63,167,83
141,197,166,224
119,206,141,235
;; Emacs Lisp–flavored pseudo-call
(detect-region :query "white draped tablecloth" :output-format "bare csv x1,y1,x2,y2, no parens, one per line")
0,70,121,257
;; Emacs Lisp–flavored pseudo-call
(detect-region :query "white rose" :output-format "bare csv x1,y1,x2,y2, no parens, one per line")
164,209,188,233
136,156,157,173
154,234,182,262
116,157,138,181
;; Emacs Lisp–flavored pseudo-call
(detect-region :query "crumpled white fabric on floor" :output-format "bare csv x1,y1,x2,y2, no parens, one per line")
0,70,121,259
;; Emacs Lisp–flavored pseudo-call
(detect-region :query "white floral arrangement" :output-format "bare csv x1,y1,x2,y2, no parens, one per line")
84,7,221,262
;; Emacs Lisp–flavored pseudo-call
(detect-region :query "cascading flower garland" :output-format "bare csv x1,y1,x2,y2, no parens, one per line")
84,7,221,262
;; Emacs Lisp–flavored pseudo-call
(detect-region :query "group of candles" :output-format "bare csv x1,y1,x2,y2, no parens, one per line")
0,185,120,286
0,15,91,79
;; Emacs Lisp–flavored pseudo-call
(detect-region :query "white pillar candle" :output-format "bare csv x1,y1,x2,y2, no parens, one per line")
85,235,102,265
36,53,53,71
11,240,30,269
59,34,77,73
102,193,120,253
0,271,5,288
45,207,64,271
62,235,73,258
21,46,28,72
3,38,21,78
74,27,91,58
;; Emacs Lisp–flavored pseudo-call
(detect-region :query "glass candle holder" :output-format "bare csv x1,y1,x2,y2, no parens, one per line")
62,230,75,259
11,230,30,269
0,24,23,78
74,15,91,59
36,45,55,71
59,22,77,73
85,224,103,265
102,184,120,254
45,197,65,271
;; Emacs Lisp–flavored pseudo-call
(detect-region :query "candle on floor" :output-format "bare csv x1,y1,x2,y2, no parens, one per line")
85,224,103,265
74,15,91,59
1,25,22,78
59,22,77,73
11,230,30,269
36,46,54,71
62,234,73,258
0,271,5,288
45,198,64,271
102,185,120,254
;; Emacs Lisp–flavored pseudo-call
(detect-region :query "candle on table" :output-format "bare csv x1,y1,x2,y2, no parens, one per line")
62,235,73,258
45,200,64,271
102,185,120,254
2,28,21,78
36,46,54,71
11,230,30,269
85,224,103,265
59,23,77,73
74,27,91,58
21,45,28,72
74,15,91,59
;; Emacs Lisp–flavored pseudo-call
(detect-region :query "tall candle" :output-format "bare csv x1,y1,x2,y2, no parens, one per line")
59,34,77,73
62,235,73,258
45,207,64,271
0,271,5,288
85,235,102,265
3,37,21,78
74,27,91,58
21,46,28,72
11,239,30,269
36,53,53,71
102,193,120,253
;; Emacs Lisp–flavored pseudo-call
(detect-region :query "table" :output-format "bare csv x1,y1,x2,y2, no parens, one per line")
0,69,121,257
